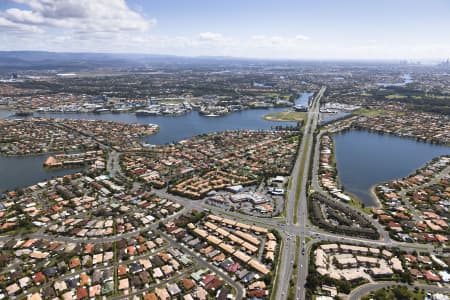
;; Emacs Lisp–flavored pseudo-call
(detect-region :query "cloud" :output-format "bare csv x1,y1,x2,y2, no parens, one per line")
3,5,448,61
250,34,310,48
195,32,236,51
0,15,43,33
1,0,155,34
295,34,309,41
198,32,225,42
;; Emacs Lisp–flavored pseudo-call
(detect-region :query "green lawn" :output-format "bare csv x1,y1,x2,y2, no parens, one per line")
294,133,310,222
385,94,408,99
362,285,425,300
263,110,306,122
354,108,386,117
287,236,301,300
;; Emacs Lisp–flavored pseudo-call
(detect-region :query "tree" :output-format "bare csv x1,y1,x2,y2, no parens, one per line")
305,274,319,289
373,289,388,300
336,280,351,294
263,273,273,285
400,271,413,284
392,286,411,300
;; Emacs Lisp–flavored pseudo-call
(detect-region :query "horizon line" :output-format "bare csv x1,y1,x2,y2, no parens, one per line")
0,50,448,63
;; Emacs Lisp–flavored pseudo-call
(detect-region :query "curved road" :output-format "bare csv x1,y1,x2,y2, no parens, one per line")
348,281,450,300
311,130,391,243
9,92,444,300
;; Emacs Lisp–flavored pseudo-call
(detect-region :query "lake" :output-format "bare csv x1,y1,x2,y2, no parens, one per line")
33,108,295,145
334,130,449,207
0,154,83,193
0,110,13,119
28,93,312,145
0,94,315,192
294,92,313,106
377,73,413,87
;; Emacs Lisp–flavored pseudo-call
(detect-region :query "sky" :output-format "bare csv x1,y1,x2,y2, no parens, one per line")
0,0,449,60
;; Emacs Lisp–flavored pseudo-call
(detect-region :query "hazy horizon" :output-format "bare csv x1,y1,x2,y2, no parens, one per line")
1,0,450,61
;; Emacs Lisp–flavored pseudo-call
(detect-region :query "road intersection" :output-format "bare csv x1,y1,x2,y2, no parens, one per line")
137,86,441,300
34,85,445,300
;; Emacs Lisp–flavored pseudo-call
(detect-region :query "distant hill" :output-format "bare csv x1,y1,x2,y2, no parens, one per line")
0,51,147,72
0,51,212,73
0,51,409,74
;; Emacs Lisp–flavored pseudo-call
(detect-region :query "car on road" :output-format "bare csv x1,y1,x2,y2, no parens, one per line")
270,188,284,195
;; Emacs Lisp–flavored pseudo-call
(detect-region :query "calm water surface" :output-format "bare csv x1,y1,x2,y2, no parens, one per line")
334,130,449,206
33,92,311,144
1,94,315,192
377,73,413,87
0,154,83,193
0,110,13,119
34,108,295,145
294,92,313,106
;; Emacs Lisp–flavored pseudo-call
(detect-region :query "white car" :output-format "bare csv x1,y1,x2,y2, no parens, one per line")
271,188,284,195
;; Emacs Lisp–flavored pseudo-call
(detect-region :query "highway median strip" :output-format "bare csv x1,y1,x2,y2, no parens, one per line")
287,236,301,300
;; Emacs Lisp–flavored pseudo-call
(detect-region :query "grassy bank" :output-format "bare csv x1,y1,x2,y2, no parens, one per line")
294,133,311,222
354,108,386,117
263,110,306,122
361,285,425,300
270,236,284,300
287,236,301,300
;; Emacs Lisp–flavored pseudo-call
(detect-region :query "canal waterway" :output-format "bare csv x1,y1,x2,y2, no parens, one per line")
334,129,449,207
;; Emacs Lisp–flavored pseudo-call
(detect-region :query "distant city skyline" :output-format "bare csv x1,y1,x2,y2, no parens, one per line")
0,0,449,60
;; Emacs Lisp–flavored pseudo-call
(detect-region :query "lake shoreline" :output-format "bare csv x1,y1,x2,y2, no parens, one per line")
334,129,449,207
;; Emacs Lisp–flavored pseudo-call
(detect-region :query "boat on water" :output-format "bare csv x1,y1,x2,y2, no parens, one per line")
93,108,110,114
135,109,159,116
14,111,34,117
112,108,130,113
293,105,308,112
199,106,228,117
229,105,245,112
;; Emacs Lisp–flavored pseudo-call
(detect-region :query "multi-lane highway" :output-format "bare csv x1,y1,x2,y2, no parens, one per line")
144,86,439,300
292,86,324,300
274,86,325,300
272,87,322,299
94,85,444,300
